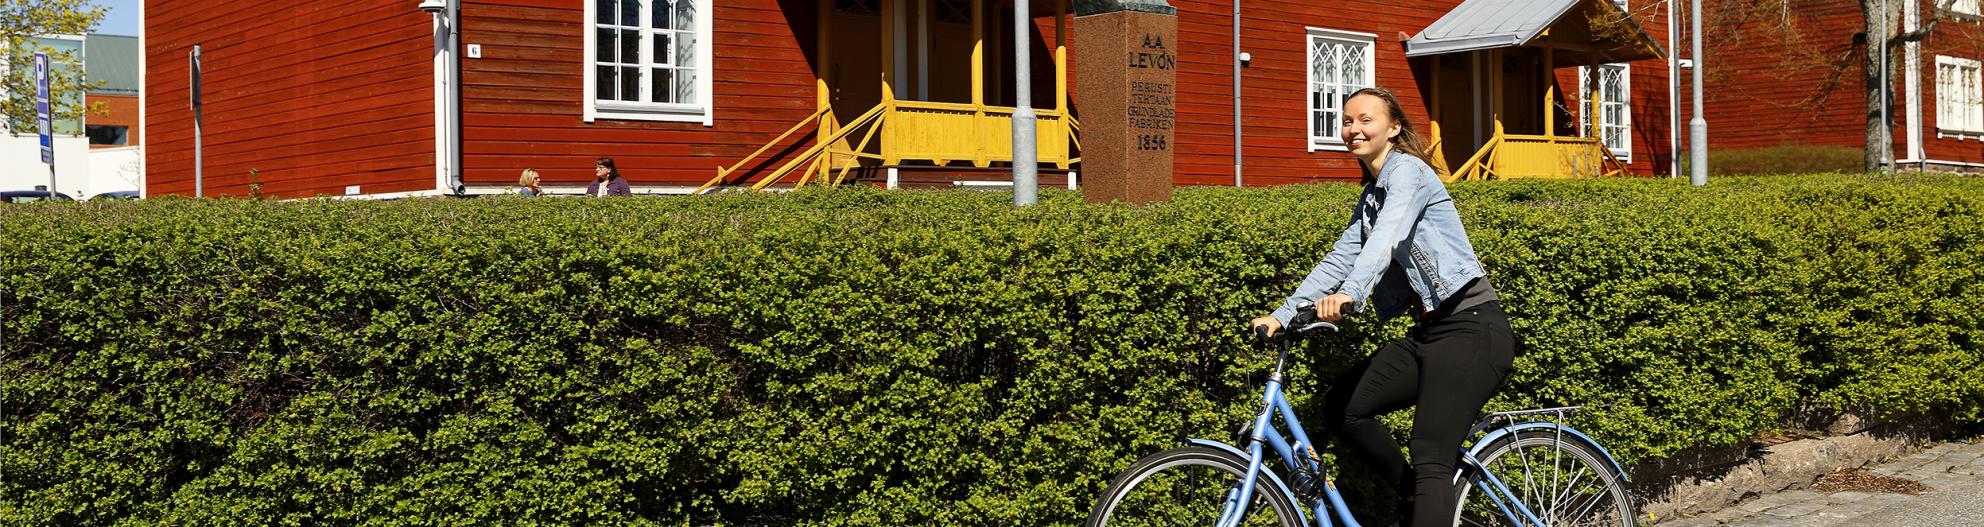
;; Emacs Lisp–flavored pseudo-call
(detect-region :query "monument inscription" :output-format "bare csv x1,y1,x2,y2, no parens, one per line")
1075,7,1175,204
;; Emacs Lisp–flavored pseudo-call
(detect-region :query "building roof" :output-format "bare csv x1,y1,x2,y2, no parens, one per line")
1405,0,1664,63
86,34,140,95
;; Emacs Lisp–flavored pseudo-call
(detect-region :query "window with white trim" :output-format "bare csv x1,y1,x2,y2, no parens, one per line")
586,0,713,124
1579,64,1632,159
1306,28,1376,152
1936,56,1983,134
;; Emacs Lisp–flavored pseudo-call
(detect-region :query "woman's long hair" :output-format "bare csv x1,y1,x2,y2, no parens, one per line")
1347,87,1438,184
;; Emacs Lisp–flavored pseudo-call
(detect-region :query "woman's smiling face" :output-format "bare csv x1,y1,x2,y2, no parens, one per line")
1340,93,1401,162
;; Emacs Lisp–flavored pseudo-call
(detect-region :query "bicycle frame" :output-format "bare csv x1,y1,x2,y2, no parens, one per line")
1197,365,1618,527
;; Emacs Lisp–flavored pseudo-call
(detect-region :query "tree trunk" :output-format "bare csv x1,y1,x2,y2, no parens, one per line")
1863,0,1889,173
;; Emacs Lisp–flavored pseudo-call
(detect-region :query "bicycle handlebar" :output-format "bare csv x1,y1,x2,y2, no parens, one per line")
1253,302,1339,345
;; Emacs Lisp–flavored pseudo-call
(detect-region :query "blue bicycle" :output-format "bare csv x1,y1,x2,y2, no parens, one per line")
1085,305,1634,527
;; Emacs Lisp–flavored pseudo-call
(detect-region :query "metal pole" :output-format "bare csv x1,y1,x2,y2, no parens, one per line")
1233,0,1242,187
191,44,203,197
1013,0,1038,205
1668,0,1680,178
1688,0,1707,186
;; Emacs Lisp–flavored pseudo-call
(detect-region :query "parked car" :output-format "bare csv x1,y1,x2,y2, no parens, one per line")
0,190,76,203
89,190,140,200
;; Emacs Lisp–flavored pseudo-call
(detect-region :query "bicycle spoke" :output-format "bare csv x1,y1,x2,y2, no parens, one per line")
1515,435,1538,508
1550,428,1564,520
1547,463,1593,522
1454,432,1631,527
1561,474,1615,526
1089,446,1302,527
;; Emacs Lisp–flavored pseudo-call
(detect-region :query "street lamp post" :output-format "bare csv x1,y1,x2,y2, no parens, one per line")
1013,0,1039,206
1689,0,1707,186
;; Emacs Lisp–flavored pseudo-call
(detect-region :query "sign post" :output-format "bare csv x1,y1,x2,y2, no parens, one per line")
191,45,204,197
35,52,54,197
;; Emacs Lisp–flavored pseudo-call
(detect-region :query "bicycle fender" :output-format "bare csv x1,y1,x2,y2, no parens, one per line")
1186,438,1309,513
1468,423,1630,482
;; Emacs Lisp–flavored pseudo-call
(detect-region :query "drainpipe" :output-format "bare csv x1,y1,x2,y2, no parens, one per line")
1233,0,1243,186
420,0,463,195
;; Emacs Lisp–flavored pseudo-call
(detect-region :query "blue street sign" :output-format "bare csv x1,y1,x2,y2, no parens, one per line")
34,52,51,165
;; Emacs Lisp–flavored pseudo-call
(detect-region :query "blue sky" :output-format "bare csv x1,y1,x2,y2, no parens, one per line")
96,0,138,36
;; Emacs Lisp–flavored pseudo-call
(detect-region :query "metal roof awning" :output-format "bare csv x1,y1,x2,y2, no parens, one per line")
1405,0,1665,64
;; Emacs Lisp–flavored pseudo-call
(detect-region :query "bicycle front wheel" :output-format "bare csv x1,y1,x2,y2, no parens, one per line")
1453,430,1634,527
1085,445,1305,527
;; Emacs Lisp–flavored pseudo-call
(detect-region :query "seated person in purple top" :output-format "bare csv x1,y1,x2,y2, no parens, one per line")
586,156,632,196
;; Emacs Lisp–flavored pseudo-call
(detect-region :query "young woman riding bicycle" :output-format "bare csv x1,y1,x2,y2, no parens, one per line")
1250,87,1515,527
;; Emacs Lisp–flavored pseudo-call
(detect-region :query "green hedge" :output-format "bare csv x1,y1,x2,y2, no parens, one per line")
6,175,1982,525
1704,144,1864,175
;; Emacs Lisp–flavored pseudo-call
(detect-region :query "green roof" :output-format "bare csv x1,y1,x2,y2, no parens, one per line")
86,34,139,95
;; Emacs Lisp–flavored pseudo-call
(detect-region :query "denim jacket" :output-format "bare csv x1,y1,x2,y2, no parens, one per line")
1271,152,1487,325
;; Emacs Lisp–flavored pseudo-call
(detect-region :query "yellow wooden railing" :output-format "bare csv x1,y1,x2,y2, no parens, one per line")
1448,121,1631,182
699,103,888,194
708,101,1078,193
1446,86,1632,182
883,100,1074,169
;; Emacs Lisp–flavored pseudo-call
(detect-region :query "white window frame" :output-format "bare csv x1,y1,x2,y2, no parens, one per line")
1936,55,1984,136
1579,63,1633,161
1305,28,1377,152
584,0,714,125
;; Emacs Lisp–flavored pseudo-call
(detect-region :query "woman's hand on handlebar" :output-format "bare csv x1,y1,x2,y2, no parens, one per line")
1250,315,1283,341
1317,293,1354,322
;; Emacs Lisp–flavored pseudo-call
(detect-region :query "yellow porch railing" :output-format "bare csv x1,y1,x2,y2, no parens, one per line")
883,100,1074,169
1448,122,1630,182
708,100,1078,192
1447,85,1632,182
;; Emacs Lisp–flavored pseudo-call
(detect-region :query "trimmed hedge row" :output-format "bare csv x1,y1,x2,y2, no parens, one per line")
5,175,1982,525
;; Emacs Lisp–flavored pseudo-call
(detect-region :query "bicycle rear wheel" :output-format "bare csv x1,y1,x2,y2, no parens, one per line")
1453,429,1634,527
1086,445,1306,527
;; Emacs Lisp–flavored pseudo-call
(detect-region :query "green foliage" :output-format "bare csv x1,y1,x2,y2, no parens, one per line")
1704,144,1864,176
5,175,1982,525
1,0,107,135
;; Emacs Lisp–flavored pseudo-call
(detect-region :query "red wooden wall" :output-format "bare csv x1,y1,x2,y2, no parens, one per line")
459,0,824,189
1168,0,1675,185
1698,0,1984,166
140,1,1679,196
145,0,436,198
1913,7,1984,165
1696,0,1867,152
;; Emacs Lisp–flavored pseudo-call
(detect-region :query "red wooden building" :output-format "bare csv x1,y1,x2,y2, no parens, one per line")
1699,0,1984,170
143,0,1676,198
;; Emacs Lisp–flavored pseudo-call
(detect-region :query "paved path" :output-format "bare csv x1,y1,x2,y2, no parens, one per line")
1656,437,1984,527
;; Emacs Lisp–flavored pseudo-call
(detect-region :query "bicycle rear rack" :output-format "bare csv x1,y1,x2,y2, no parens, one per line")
1467,405,1585,439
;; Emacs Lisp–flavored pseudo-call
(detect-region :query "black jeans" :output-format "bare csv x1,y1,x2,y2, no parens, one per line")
1320,301,1515,527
